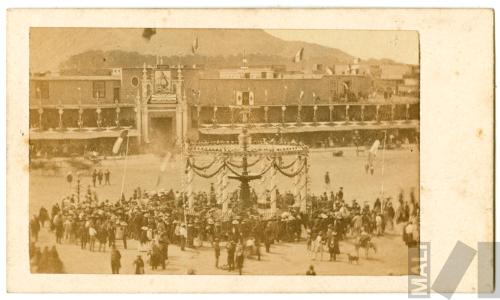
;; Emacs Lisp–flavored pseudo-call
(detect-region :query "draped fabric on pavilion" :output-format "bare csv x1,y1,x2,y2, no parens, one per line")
184,145,309,218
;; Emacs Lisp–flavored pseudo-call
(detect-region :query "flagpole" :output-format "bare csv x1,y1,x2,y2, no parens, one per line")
380,130,387,196
178,72,189,243
120,135,130,199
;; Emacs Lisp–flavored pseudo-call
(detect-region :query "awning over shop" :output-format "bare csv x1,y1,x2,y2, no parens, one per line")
198,120,419,135
29,127,139,140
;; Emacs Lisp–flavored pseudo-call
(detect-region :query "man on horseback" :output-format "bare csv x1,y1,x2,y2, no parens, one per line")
355,227,377,258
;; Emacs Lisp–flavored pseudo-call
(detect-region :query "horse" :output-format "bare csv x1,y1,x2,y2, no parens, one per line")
354,236,377,258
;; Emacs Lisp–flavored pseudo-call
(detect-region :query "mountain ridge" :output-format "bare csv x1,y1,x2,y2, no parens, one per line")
30,28,400,72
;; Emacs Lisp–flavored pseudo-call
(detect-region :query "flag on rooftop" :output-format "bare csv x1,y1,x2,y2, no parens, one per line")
293,47,304,63
191,37,199,54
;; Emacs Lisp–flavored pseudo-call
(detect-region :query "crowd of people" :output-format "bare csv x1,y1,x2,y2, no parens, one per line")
29,170,420,275
29,242,64,273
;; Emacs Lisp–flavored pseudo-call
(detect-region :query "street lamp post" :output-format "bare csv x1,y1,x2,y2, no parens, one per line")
58,106,64,130
37,87,43,130
96,94,102,129
115,106,121,128
77,87,83,129
228,107,261,210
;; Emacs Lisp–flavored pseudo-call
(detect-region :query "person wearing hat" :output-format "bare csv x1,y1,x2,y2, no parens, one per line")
133,255,145,274
97,224,108,252
213,238,221,268
312,233,323,261
324,171,331,193
226,240,236,271
264,223,272,253
158,230,169,269
91,170,97,187
235,241,245,275
375,213,384,236
336,187,344,202
110,245,121,274
30,214,40,242
179,224,187,251
104,169,111,185
384,200,395,232
88,223,97,252
121,222,129,250
107,224,116,248
97,169,103,186
328,231,340,261
306,265,316,275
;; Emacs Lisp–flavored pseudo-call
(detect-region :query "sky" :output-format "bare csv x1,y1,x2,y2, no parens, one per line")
266,29,419,65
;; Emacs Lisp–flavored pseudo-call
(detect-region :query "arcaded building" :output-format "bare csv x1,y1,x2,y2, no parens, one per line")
29,62,419,157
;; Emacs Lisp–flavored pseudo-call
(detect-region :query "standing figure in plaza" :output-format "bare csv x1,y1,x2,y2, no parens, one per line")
92,169,97,187
180,224,187,251
213,238,221,268
336,187,344,202
88,224,97,252
38,206,49,228
312,233,323,261
110,245,121,274
108,224,116,248
122,223,128,249
104,169,111,185
226,240,235,271
324,171,331,192
306,265,316,275
30,215,40,242
97,169,103,185
79,220,88,249
97,225,108,252
235,241,245,275
66,171,73,190
53,213,64,244
133,255,145,274
328,232,340,262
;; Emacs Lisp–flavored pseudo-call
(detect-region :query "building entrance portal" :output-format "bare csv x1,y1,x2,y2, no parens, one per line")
149,116,175,152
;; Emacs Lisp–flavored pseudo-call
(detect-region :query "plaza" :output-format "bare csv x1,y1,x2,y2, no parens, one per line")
30,147,419,275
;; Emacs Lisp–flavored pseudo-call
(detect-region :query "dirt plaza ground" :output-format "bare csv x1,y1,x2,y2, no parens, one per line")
30,146,419,275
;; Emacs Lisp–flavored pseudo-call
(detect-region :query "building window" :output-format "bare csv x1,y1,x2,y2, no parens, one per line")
93,81,106,98
113,87,120,103
35,81,49,99
242,92,250,105
244,73,250,79
261,72,267,79
131,77,139,87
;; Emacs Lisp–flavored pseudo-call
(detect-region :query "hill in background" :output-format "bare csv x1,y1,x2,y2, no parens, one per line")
30,28,400,73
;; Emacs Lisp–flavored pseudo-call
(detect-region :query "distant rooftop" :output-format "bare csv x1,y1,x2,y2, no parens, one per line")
30,74,120,81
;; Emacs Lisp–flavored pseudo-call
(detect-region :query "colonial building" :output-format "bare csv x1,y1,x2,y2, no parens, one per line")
29,72,139,157
29,62,419,157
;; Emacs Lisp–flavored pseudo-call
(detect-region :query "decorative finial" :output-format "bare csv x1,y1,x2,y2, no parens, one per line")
242,49,248,67
142,63,147,80
177,64,183,80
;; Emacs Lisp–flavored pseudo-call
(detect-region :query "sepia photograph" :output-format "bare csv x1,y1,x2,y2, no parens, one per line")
27,27,420,276
5,7,495,293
